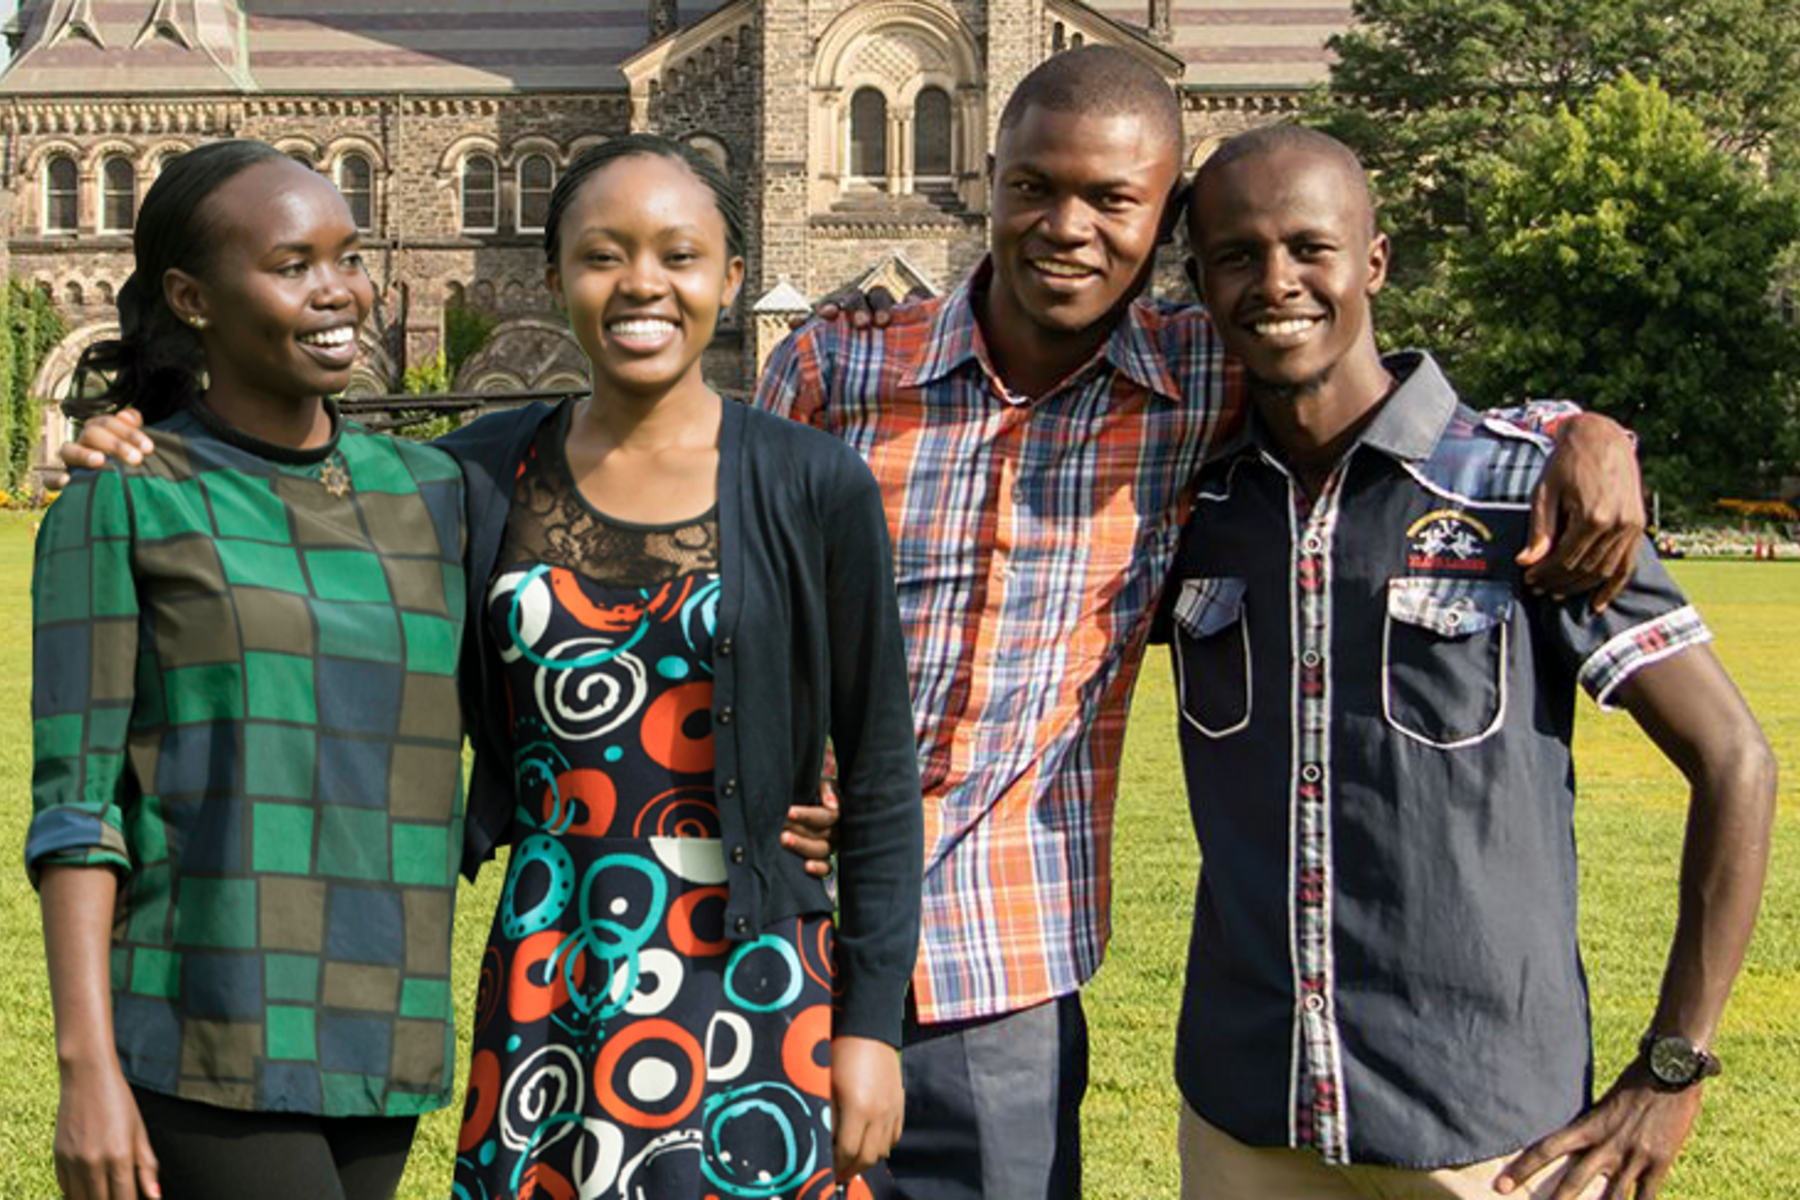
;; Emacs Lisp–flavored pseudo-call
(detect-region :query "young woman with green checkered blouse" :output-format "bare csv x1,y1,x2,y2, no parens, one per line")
29,141,468,1199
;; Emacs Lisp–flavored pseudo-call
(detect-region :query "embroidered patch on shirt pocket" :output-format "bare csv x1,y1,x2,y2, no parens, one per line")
1174,576,1251,738
1383,577,1512,749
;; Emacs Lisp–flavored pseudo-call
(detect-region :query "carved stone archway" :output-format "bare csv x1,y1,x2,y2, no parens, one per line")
810,0,983,211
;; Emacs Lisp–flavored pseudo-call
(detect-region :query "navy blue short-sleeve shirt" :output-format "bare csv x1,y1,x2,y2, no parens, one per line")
1167,353,1709,1168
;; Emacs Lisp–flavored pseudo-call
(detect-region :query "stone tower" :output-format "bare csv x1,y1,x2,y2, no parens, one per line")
5,0,254,89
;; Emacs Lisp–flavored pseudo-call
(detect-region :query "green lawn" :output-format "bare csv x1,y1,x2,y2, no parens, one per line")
2,512,1794,1197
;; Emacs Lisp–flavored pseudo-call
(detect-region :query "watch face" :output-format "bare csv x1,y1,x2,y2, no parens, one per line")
1650,1037,1700,1085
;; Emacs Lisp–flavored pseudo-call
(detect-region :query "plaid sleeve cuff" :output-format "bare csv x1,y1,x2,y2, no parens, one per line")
1578,604,1712,710
25,808,133,888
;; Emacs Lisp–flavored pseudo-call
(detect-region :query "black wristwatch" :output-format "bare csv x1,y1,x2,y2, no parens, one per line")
1639,1033,1722,1090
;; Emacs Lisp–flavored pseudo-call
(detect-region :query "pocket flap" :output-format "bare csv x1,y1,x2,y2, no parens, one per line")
1174,576,1247,639
1387,577,1512,638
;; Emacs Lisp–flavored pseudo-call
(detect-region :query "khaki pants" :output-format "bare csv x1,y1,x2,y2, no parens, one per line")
1179,1105,1608,1200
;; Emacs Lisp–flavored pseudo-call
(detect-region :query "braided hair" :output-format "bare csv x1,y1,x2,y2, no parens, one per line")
68,139,288,424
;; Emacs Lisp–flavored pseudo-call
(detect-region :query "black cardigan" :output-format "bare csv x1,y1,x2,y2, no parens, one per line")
436,399,923,1045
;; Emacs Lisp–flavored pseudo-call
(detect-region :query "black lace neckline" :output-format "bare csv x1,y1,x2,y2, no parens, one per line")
497,401,721,589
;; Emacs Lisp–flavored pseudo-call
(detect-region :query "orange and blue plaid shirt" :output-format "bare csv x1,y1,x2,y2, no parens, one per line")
756,262,1245,1022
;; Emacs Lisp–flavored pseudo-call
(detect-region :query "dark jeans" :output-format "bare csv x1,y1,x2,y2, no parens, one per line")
887,992,1089,1200
131,1086,417,1200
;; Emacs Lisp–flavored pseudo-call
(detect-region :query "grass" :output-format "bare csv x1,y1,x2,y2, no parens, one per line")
1,513,1794,1197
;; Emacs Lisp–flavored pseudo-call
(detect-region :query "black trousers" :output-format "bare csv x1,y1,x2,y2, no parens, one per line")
887,992,1089,1200
131,1086,417,1200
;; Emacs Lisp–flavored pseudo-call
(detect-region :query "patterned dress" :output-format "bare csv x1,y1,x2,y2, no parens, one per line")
454,412,872,1200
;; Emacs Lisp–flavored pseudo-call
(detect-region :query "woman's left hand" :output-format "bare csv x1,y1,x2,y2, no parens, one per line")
831,1035,904,1183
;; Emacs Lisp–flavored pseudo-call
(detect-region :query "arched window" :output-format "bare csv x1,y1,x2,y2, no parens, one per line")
153,148,185,178
337,153,373,231
43,155,79,234
849,88,888,181
914,88,952,179
516,153,556,234
461,154,498,234
688,135,730,173
101,157,136,233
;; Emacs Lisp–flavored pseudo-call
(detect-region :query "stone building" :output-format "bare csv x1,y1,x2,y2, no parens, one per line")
0,0,1347,462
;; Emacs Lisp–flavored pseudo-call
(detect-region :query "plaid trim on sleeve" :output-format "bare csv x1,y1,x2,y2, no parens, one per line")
1578,604,1713,709
28,468,139,884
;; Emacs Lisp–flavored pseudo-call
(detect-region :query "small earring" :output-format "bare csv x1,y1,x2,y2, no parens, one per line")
189,316,208,330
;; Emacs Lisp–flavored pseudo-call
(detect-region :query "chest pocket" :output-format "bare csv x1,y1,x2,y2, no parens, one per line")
1383,577,1512,748
1174,576,1251,738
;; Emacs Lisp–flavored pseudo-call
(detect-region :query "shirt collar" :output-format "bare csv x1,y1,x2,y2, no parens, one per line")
1355,350,1460,463
902,257,1182,404
1207,349,1459,468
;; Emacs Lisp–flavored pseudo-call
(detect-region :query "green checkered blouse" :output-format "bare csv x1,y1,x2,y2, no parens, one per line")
27,401,468,1118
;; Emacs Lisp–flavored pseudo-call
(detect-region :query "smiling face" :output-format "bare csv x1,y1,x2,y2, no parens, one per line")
1187,143,1389,397
546,152,744,403
988,105,1181,341
171,157,373,406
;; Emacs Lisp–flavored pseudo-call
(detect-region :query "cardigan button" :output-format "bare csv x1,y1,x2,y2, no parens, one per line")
733,916,750,935
719,637,735,656
721,779,738,797
731,844,746,864
718,705,734,725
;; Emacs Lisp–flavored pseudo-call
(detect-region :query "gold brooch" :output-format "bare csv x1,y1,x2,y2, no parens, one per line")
320,456,352,498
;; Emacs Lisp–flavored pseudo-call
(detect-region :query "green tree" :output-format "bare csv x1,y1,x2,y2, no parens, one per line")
0,285,14,487
396,351,460,441
443,297,497,381
1313,0,1800,353
1453,76,1800,504
6,282,68,488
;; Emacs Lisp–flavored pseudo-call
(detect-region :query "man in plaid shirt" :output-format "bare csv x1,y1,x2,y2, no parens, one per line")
760,49,1645,1200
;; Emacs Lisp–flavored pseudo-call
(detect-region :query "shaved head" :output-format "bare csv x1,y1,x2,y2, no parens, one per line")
1000,45,1183,158
1197,125,1375,236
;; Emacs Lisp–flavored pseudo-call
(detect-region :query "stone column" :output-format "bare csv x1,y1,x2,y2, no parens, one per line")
983,0,1044,150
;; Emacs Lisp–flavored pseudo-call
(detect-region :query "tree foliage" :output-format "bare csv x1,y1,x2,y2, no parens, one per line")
1453,76,1800,503
2,282,68,489
1313,0,1800,352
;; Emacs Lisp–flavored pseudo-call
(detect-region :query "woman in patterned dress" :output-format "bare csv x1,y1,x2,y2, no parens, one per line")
440,136,922,1200
53,134,924,1200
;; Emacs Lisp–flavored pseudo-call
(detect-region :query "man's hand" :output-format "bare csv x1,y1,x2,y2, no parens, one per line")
46,408,156,490
1495,1061,1701,1200
781,793,838,878
832,1035,904,1183
54,1057,160,1200
785,284,928,330
1518,412,1644,611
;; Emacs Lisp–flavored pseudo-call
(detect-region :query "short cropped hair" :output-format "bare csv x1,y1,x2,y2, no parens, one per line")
1197,125,1376,234
998,45,1182,157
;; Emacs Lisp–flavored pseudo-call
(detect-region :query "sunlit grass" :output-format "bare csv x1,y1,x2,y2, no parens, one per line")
2,515,1793,1197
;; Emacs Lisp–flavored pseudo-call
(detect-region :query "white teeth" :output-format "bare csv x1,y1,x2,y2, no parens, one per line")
1254,317,1320,337
1032,259,1091,278
300,326,355,347
608,319,677,338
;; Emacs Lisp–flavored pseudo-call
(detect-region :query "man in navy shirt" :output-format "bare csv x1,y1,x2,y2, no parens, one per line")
1166,125,1776,1199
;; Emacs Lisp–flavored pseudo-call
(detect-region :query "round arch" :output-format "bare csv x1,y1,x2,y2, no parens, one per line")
812,0,979,88
84,139,141,175
140,139,196,174
20,139,85,176
453,317,586,393
320,135,385,174
270,135,323,166
436,134,503,177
